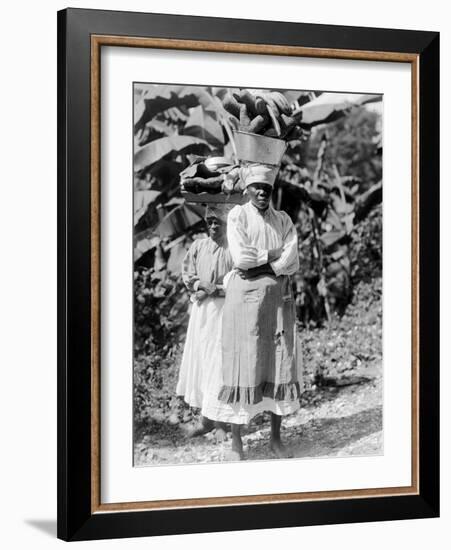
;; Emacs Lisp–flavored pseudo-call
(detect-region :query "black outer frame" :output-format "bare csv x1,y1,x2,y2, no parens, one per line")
57,8,439,542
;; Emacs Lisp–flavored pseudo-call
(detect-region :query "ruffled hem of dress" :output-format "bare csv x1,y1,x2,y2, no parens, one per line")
217,381,301,405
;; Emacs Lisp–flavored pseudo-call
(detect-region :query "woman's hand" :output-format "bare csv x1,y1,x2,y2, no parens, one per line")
237,264,274,280
197,281,217,295
268,247,283,263
195,289,208,302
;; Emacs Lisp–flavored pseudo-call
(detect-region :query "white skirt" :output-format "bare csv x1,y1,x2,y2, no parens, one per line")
176,296,224,409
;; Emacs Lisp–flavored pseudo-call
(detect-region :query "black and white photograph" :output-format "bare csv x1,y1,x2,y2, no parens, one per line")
133,83,383,466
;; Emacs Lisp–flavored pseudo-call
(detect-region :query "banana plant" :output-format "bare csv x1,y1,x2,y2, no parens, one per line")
133,85,226,261
277,102,382,324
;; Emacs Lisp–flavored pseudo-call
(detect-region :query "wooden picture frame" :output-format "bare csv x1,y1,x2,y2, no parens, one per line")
57,7,439,541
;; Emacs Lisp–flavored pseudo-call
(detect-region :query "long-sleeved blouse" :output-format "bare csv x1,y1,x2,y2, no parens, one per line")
226,201,299,277
181,237,233,292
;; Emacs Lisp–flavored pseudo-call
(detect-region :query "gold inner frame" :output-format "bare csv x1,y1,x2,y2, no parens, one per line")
90,35,420,514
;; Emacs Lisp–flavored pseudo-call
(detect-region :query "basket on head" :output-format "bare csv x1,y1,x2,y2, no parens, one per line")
234,131,287,166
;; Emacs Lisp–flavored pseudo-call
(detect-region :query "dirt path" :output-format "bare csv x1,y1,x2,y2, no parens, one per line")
134,371,382,466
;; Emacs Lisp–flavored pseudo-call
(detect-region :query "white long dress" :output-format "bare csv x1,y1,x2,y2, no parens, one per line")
176,237,232,409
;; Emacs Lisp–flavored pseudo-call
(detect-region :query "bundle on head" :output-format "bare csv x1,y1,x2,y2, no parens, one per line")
179,156,243,196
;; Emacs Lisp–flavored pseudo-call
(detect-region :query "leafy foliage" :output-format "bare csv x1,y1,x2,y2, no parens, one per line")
134,267,190,428
275,106,382,324
304,108,382,192
134,268,190,354
301,277,382,392
350,205,383,283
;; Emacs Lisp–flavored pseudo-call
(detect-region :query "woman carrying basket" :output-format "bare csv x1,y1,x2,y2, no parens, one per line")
207,163,303,460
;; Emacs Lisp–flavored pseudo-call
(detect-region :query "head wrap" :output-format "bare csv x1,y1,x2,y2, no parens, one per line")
204,204,233,223
239,163,278,188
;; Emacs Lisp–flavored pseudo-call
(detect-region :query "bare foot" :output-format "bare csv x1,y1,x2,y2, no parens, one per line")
215,426,227,443
186,417,214,438
225,448,244,461
228,424,244,460
269,438,293,459
224,439,244,461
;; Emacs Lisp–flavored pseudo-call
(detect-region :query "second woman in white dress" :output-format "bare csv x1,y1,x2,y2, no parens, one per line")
176,205,233,438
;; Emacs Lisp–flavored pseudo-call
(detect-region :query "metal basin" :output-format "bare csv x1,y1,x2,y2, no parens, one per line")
233,131,287,166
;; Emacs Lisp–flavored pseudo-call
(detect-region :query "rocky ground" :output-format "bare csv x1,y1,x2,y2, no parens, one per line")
134,370,382,466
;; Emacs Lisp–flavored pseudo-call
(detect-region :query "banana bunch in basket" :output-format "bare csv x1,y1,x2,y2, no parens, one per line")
222,89,305,140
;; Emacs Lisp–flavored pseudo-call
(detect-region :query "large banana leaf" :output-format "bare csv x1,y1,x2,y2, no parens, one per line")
146,119,174,136
133,227,161,262
299,93,382,128
134,135,212,171
134,85,217,129
135,119,173,148
154,203,205,239
285,90,323,108
183,106,224,148
134,190,161,226
354,181,382,222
